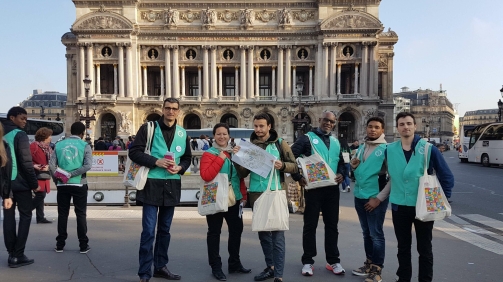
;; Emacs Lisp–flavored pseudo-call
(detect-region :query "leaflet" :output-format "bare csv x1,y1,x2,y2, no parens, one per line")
231,138,276,178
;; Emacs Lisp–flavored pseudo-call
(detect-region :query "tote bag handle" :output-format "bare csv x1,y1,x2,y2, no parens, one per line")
265,166,279,193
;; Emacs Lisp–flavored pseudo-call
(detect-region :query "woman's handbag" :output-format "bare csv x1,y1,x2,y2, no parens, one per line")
37,171,52,180
251,168,289,232
296,136,338,190
228,184,236,207
415,142,452,222
198,172,229,216
123,122,154,190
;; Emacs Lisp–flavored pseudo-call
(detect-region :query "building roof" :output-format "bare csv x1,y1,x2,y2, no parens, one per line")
464,109,499,116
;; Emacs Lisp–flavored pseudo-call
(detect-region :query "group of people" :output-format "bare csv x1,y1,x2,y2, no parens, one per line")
128,97,453,282
0,106,92,268
94,135,130,151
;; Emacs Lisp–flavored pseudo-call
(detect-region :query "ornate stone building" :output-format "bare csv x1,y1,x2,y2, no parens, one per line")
62,0,398,142
18,90,67,123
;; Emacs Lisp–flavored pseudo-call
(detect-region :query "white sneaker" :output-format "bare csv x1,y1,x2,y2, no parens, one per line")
339,186,347,193
346,186,351,192
326,263,345,275
301,264,314,276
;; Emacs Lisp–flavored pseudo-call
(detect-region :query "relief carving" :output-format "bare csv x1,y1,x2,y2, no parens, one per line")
240,8,255,26
180,10,200,23
202,7,217,25
278,8,292,25
141,10,162,22
164,8,179,25
378,54,388,68
322,13,381,30
292,10,315,22
75,16,130,30
241,108,253,118
255,9,276,22
218,10,238,22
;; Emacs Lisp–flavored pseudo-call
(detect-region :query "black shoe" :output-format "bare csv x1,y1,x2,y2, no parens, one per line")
8,255,34,268
139,279,150,282
254,267,274,281
212,269,227,281
80,246,91,254
229,265,252,274
273,279,283,282
153,266,181,280
37,218,52,224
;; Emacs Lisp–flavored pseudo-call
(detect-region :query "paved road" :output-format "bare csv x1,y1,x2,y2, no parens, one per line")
1,150,502,281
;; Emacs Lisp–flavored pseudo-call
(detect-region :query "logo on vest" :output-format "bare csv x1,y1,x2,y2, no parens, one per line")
312,139,319,145
62,145,79,161
176,145,182,152
177,130,184,137
374,150,383,157
418,146,425,155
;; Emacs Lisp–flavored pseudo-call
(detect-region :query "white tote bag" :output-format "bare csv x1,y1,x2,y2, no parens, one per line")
198,173,229,216
415,142,452,222
251,168,290,232
296,136,338,190
123,122,154,190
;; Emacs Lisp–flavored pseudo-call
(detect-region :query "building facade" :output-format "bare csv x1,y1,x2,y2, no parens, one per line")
62,0,398,142
461,109,500,126
18,90,67,123
393,87,455,142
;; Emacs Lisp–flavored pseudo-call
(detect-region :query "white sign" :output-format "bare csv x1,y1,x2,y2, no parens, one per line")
232,139,276,178
89,151,119,176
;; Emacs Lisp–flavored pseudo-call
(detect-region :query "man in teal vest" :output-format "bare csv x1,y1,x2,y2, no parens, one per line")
388,112,453,282
234,113,298,282
350,116,389,282
1,106,39,268
290,111,345,277
129,98,192,282
49,122,92,254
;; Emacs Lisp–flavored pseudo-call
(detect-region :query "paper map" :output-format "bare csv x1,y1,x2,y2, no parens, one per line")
231,139,276,178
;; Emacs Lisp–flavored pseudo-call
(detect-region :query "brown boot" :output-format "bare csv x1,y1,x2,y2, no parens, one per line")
364,264,382,282
352,258,372,276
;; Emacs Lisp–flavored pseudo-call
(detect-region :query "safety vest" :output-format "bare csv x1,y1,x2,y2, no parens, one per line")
306,132,341,175
55,138,87,184
353,143,387,199
249,142,281,193
3,129,21,180
206,147,242,200
148,122,187,180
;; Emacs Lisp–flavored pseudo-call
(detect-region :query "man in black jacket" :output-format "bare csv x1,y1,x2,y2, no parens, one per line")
1,106,39,268
129,98,191,282
94,137,108,150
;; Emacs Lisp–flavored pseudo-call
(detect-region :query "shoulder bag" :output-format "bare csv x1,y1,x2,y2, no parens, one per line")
123,122,154,190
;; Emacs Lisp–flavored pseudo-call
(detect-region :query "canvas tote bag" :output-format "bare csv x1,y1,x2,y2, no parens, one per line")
296,135,338,190
198,172,229,216
123,122,154,190
415,142,452,222
251,168,289,232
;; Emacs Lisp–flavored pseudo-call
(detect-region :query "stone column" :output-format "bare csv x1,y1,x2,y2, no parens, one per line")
172,47,180,98
354,63,359,94
234,66,239,98
373,43,379,97
203,46,209,99
284,47,291,99
247,47,254,99
369,44,376,96
160,66,165,98
330,43,337,97
218,65,223,98
113,64,118,95
255,66,260,98
86,43,94,95
337,63,342,94
292,66,296,96
65,54,73,100
240,46,246,100
387,52,395,101
316,43,322,100
142,66,147,96
164,46,171,98
180,66,185,97
361,43,369,96
277,47,284,99
309,65,313,96
95,64,101,95
211,46,217,99
323,44,329,98
79,45,85,98
198,66,202,99
271,66,276,97
126,44,133,98
117,44,124,97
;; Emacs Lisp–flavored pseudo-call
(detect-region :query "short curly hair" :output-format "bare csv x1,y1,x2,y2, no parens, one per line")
34,127,53,142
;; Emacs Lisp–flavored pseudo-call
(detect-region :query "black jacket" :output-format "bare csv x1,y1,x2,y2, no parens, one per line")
290,128,346,182
0,120,38,192
0,141,13,199
94,140,108,150
129,118,192,206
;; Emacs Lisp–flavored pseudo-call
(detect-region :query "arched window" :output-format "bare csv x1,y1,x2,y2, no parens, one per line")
220,113,238,128
183,114,201,129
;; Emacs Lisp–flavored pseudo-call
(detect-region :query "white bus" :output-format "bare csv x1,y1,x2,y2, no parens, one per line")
0,114,65,143
458,124,475,163
186,127,254,146
465,122,503,166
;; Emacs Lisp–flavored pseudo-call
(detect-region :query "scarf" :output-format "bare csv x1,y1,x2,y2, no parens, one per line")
36,141,53,162
212,142,232,153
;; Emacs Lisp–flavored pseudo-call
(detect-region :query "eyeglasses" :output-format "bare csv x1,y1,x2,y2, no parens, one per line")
322,118,336,124
164,107,179,112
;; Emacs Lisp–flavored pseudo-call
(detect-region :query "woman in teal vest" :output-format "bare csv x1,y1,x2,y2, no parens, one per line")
199,123,250,281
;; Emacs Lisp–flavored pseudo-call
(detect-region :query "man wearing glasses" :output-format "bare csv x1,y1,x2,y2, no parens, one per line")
291,111,346,277
129,98,192,282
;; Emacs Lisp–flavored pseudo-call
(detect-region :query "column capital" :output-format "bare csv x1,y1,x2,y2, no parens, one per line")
239,45,247,50
202,45,210,50
235,65,240,69
271,66,276,70
355,62,359,66
337,62,342,66
160,66,164,70
255,66,259,70
247,45,254,50
309,65,313,69
95,63,100,67
77,42,86,47
65,54,73,59
387,52,395,58
330,42,339,47
323,42,331,47
113,64,118,67
362,42,370,47
210,45,217,50
198,65,203,70
292,65,296,70
180,65,185,69
84,42,93,47
142,65,147,70
218,65,222,70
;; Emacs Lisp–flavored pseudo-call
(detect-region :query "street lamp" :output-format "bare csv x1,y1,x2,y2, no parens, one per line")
76,76,97,143
39,106,46,120
498,85,503,122
290,96,311,141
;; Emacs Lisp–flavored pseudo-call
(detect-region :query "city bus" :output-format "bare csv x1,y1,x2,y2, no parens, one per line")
0,114,65,143
185,127,254,146
465,122,503,166
458,124,475,163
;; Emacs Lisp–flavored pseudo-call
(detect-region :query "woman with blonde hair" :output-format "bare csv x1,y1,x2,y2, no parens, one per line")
0,122,13,211
30,127,53,224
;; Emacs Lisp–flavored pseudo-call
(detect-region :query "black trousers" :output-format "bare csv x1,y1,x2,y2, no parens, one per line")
32,191,47,221
3,190,33,257
206,202,243,270
56,185,89,249
392,205,434,282
301,185,341,265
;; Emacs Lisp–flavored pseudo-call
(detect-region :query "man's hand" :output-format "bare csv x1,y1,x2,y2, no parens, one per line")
155,158,173,169
3,198,13,209
33,186,41,192
273,160,283,170
167,165,182,175
364,198,381,212
299,178,307,187
232,145,241,154
335,173,344,183
350,157,360,169
240,199,247,206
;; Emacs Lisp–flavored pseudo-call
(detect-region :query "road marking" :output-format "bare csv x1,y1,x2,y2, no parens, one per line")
451,192,474,194
459,214,503,232
435,220,503,255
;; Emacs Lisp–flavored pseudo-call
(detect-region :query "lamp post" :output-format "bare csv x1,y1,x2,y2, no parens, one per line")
40,106,46,120
290,96,311,141
499,85,503,122
76,76,97,144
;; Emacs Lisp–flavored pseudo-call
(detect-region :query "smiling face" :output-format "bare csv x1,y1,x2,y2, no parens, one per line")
366,121,384,140
214,126,230,147
10,114,27,129
397,116,416,139
318,112,336,133
253,118,271,140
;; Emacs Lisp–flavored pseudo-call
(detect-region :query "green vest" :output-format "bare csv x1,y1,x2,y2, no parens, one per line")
4,129,21,180
148,122,187,180
306,132,340,175
55,138,87,184
387,139,431,206
353,143,387,199
249,142,281,193
206,147,242,200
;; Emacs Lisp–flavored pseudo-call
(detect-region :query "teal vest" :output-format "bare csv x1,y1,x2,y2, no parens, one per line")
4,129,21,180
353,143,387,199
387,139,431,206
249,142,281,193
148,122,187,180
206,147,242,200
55,138,87,184
306,132,340,175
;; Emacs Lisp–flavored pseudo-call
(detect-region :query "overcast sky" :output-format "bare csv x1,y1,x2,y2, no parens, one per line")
1,0,501,117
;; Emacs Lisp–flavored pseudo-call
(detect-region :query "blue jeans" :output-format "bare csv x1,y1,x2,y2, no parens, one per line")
354,197,389,267
138,204,175,279
342,163,351,188
258,231,285,278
